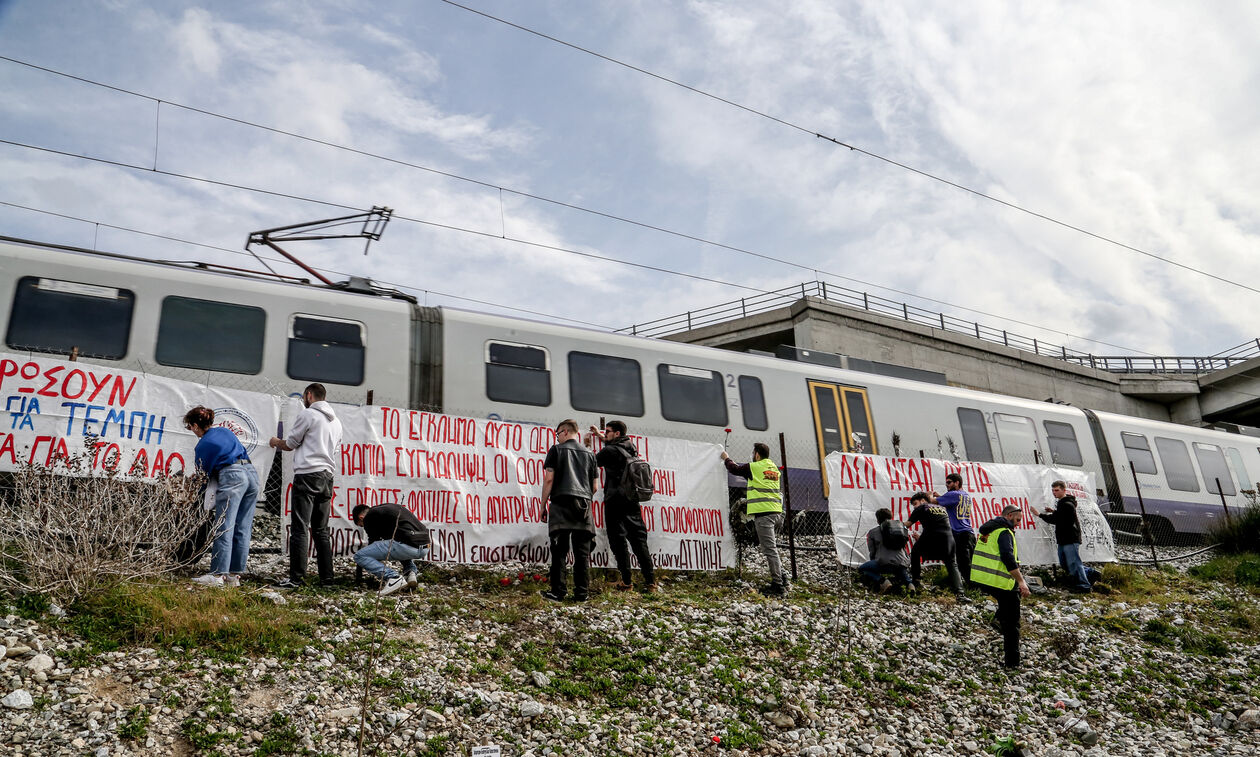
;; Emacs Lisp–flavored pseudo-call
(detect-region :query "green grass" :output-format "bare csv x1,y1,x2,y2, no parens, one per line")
1188,553,1260,589
1206,503,1260,554
117,705,150,741
64,580,313,660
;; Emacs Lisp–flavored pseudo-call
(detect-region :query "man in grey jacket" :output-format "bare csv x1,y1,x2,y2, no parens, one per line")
859,508,913,593
269,383,343,589
540,419,598,602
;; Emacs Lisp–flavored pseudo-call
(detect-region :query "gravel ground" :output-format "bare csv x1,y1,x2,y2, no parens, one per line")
2,519,1258,757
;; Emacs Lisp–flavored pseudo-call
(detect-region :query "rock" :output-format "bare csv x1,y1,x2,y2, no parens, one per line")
259,591,287,605
770,712,795,729
331,629,353,644
531,671,551,687
2,689,33,709
962,741,979,752
1238,709,1260,729
5,645,31,658
94,747,109,757
1081,730,1100,746
520,701,545,718
24,654,53,673
858,744,874,755
423,708,446,724
329,707,359,720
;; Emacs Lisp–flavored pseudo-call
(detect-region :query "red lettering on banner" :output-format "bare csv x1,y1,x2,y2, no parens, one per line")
840,455,879,489
653,469,676,497
943,461,995,493
341,443,385,476
886,457,930,491
0,434,16,464
485,494,545,524
659,506,726,536
86,371,112,403
483,421,523,452
404,489,462,523
37,366,64,397
109,376,137,407
515,457,545,486
528,426,554,454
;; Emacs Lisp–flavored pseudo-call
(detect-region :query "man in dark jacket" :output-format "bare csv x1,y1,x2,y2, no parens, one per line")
1038,480,1093,593
860,508,912,593
541,419,599,602
588,420,657,593
905,491,966,598
352,503,431,596
974,504,1031,668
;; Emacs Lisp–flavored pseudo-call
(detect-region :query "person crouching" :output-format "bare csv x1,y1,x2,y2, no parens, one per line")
352,503,431,596
859,508,912,593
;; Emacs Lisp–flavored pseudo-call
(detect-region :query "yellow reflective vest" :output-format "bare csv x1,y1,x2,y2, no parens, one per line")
746,458,782,515
971,526,1018,591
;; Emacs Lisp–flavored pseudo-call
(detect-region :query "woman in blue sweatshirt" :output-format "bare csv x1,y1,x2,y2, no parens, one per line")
185,406,259,588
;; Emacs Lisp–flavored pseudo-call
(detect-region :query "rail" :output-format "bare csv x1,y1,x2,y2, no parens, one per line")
618,281,1260,375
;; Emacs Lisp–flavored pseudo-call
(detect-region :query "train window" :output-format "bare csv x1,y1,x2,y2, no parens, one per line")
156,296,265,374
1044,421,1083,467
657,364,727,426
6,276,133,359
568,352,643,417
485,341,550,406
1193,443,1235,496
1226,448,1254,491
738,375,768,431
286,315,365,386
1122,432,1157,474
994,413,1040,464
957,408,994,462
1154,437,1200,492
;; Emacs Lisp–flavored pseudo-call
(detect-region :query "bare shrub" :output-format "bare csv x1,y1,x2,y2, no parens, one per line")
0,436,211,601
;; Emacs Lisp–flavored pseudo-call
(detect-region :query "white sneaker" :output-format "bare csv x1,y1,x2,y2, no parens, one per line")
378,575,407,597
404,571,418,589
223,575,241,588
191,574,224,588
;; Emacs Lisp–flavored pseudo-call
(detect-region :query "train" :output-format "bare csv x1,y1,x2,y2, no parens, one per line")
2,235,1254,543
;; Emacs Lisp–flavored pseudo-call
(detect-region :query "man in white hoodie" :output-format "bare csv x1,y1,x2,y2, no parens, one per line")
269,383,343,588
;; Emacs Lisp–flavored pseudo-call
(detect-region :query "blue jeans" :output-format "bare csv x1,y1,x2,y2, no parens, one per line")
858,560,912,588
209,463,260,575
1058,543,1092,590
354,540,428,581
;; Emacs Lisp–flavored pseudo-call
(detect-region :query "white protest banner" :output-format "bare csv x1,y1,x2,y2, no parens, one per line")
825,452,1116,567
0,352,279,482
280,404,734,570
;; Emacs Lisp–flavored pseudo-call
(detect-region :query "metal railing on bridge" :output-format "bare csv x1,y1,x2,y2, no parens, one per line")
618,281,1260,375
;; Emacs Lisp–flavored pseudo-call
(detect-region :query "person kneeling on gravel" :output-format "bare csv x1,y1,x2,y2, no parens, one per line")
859,508,912,593
351,503,431,596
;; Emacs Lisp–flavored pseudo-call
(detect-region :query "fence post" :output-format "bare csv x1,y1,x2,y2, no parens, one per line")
741,298,746,318
902,303,909,321
1216,478,1233,525
939,313,946,329
1131,468,1159,567
779,432,798,582
366,390,374,406
863,292,869,311
1002,330,1009,346
687,311,692,331
821,281,828,301
1033,339,1039,355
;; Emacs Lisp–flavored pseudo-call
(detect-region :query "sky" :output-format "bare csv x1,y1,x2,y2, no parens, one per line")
2,0,1259,357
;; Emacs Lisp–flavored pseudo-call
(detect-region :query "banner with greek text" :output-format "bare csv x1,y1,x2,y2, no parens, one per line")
280,404,734,570
0,352,279,483
825,452,1116,567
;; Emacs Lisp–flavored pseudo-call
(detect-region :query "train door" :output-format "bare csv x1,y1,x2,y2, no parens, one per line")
808,380,877,496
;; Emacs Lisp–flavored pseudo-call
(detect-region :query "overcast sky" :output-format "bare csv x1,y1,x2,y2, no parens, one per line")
2,0,1259,357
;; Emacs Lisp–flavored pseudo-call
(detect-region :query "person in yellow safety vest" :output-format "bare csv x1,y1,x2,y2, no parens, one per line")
973,503,1032,669
721,442,786,596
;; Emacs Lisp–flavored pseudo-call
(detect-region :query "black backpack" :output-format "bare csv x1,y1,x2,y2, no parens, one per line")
880,520,909,551
613,445,655,502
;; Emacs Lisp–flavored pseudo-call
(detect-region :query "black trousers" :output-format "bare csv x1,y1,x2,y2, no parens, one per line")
549,529,594,599
605,496,655,585
953,531,977,588
983,585,1022,667
910,532,963,593
289,470,334,583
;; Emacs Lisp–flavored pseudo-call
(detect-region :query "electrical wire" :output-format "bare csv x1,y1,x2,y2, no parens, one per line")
0,137,1182,355
0,199,618,330
433,1,1257,301
0,53,1176,352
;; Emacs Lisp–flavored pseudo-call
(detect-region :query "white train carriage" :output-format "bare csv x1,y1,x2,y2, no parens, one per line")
3,235,1256,540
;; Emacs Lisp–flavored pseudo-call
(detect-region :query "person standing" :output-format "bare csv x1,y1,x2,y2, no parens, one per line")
859,508,913,593
588,420,657,593
906,491,966,598
269,383,342,589
186,406,260,588
932,473,977,588
721,443,787,596
973,504,1031,669
541,419,599,602
351,503,431,596
1038,480,1093,593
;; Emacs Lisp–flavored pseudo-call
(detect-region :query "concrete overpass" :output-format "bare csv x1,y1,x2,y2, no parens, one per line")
622,282,1260,431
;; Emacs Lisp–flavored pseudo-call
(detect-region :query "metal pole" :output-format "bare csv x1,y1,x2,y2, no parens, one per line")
1216,477,1233,525
1131,468,1159,567
779,432,798,582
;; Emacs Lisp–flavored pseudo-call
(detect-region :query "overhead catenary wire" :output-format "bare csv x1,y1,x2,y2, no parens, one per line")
0,199,618,330
432,1,1256,302
0,53,1174,353
0,136,1165,356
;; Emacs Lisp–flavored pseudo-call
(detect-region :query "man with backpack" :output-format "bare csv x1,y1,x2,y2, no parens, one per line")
588,421,657,593
721,443,787,596
859,508,912,593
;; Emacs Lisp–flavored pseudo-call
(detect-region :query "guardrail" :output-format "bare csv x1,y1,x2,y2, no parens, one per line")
618,281,1260,375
